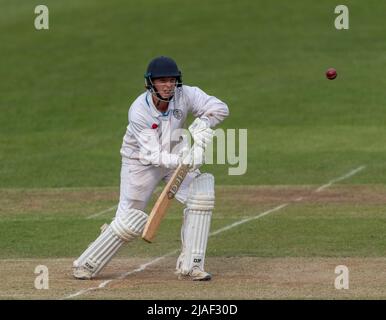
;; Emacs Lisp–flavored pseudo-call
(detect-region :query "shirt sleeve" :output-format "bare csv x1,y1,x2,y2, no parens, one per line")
129,112,180,169
185,86,229,127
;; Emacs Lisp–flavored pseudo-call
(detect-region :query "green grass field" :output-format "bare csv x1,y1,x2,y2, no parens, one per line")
1,0,386,300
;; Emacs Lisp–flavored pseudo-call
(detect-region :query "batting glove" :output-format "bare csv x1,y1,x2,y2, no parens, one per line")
179,145,205,172
188,117,215,149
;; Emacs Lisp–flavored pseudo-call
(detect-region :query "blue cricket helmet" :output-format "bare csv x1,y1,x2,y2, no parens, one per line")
145,56,182,86
144,56,183,94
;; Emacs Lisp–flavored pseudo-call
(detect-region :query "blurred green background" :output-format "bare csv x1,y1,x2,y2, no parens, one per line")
1,0,385,188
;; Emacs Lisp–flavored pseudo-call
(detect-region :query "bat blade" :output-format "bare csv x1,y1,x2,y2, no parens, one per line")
142,163,190,243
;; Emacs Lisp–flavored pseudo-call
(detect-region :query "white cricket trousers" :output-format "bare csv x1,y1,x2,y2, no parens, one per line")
115,158,199,218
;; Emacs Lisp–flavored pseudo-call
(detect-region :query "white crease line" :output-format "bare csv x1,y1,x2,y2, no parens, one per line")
63,204,289,300
86,205,117,219
116,250,179,279
63,165,366,299
63,282,110,300
85,187,164,219
209,203,289,237
315,165,366,193
63,250,178,300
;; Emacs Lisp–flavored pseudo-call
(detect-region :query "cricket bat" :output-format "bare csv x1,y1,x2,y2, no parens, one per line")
142,163,190,243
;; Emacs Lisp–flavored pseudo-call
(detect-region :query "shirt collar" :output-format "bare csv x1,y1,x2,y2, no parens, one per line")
146,92,173,118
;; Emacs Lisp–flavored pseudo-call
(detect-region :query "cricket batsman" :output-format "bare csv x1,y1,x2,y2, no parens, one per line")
72,56,229,281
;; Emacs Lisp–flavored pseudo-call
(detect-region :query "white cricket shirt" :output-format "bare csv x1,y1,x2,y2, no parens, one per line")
120,85,229,168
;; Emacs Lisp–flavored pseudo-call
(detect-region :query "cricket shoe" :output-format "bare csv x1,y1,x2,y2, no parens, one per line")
177,267,212,281
72,266,93,280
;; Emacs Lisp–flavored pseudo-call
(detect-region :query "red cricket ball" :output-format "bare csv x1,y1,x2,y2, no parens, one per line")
326,68,337,80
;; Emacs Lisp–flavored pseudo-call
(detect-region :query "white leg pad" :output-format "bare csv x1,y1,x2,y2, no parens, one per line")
110,209,148,240
178,173,215,275
176,208,188,272
73,209,148,278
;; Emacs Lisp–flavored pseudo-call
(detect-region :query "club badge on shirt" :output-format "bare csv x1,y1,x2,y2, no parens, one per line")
173,109,183,120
